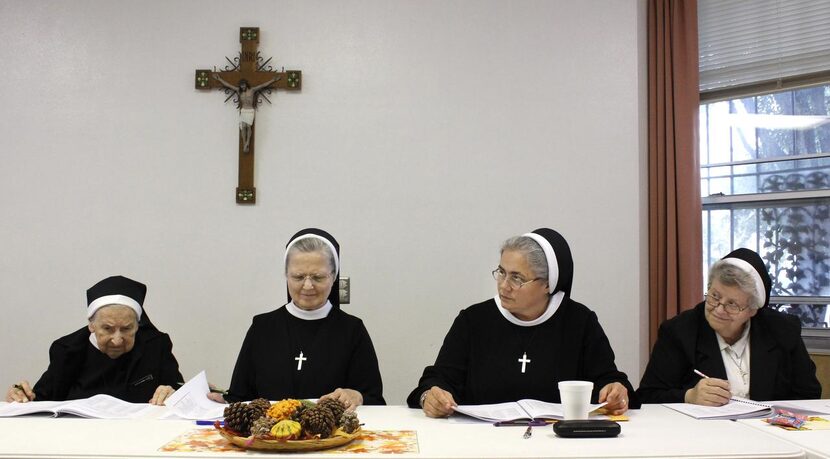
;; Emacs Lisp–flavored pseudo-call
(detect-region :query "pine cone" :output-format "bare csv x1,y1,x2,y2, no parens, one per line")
224,402,252,435
250,416,278,438
318,399,346,422
290,400,314,422
300,406,336,438
248,398,271,420
339,411,360,434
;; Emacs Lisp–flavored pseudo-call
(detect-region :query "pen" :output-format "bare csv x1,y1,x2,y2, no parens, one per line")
694,369,709,379
13,384,24,391
195,420,224,426
494,419,548,427
694,369,738,409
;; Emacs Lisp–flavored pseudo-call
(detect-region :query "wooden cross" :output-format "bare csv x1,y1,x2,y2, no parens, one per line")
195,27,302,204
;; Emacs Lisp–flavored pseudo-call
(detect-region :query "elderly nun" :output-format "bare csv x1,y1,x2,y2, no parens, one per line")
216,228,385,410
407,228,635,418
6,275,182,405
637,248,821,405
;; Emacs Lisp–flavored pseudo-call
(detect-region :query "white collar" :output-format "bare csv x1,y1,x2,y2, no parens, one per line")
716,320,751,355
286,300,332,320
88,333,100,350
494,291,565,327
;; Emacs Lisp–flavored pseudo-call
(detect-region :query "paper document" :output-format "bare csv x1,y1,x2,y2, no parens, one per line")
163,370,226,420
455,399,607,422
0,394,157,419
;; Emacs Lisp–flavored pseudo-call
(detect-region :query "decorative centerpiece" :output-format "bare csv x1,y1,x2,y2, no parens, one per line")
215,398,362,451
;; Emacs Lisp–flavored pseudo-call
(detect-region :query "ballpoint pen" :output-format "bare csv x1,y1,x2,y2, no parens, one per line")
493,419,548,427
195,420,224,426
523,425,533,439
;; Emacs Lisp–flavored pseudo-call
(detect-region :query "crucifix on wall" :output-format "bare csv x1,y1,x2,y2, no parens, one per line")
195,27,302,204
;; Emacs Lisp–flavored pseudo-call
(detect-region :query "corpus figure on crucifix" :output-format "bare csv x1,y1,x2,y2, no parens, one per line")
194,26,302,204
212,74,278,153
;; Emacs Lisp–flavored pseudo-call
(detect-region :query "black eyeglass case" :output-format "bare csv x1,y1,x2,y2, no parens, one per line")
553,420,621,438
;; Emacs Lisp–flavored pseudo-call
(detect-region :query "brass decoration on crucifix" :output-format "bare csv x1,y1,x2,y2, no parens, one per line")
195,27,302,204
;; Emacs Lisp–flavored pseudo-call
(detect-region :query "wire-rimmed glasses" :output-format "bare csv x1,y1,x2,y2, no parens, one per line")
492,268,540,290
704,291,750,314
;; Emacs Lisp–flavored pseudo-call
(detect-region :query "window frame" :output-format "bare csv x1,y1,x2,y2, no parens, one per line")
699,0,830,353
699,82,830,352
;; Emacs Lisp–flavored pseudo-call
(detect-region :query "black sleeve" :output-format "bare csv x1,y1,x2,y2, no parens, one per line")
155,333,184,388
636,319,696,404
32,340,73,401
780,314,822,400
344,320,386,405
226,321,259,403
581,311,638,407
406,311,469,408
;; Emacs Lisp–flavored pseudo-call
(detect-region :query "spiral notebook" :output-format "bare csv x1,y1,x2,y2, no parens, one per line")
664,397,830,420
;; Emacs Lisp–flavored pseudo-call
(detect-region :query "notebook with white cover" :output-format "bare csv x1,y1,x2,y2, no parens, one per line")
455,399,607,422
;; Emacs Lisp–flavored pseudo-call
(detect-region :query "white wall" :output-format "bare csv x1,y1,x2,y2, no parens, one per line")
0,0,648,404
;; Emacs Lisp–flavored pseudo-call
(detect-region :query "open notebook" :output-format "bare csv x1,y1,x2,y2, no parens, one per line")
454,399,607,422
664,397,830,420
0,394,161,419
0,372,225,420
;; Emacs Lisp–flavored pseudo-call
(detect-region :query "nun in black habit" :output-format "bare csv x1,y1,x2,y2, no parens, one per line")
218,228,385,409
407,228,635,417
6,276,183,405
637,248,821,405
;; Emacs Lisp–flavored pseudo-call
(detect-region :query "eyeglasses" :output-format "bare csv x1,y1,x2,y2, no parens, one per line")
704,291,750,315
288,273,331,285
492,268,540,290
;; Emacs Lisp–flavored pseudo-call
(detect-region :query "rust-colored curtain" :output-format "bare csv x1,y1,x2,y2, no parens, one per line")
648,0,703,347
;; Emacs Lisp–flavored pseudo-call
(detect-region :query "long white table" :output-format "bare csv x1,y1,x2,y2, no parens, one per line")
739,418,830,459
0,405,808,459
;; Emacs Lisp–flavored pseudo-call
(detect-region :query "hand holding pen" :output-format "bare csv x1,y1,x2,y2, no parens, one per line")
5,381,35,403
686,369,731,406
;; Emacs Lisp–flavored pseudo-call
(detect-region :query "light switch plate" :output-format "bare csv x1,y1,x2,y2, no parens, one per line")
339,276,350,304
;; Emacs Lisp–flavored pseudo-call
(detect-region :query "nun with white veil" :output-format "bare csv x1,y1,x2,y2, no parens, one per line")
213,228,385,410
407,228,634,418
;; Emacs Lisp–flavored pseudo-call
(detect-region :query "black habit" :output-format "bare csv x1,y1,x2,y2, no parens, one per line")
226,306,385,404
406,297,634,407
32,325,183,403
636,302,821,403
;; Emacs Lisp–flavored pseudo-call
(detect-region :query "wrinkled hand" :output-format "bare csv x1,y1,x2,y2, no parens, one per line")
6,381,35,403
685,377,731,406
149,385,176,405
598,382,629,415
205,383,227,404
320,388,363,412
421,386,457,418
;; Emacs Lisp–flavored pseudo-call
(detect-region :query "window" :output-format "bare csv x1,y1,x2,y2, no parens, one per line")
700,86,830,337
698,0,830,349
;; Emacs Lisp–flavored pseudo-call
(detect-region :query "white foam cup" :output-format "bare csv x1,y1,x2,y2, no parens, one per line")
558,380,593,420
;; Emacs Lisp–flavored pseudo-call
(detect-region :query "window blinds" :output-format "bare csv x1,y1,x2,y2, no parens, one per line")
699,0,830,93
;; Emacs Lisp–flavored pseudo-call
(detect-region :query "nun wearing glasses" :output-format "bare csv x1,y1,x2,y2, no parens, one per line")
407,228,635,417
214,228,385,409
637,248,821,405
